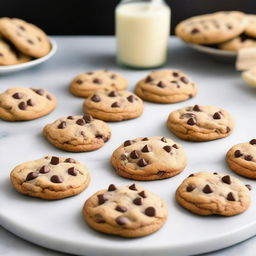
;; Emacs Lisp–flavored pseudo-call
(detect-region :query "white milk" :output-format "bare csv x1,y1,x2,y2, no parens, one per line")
115,1,170,68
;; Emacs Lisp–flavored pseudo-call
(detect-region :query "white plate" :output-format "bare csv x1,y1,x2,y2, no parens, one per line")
0,38,57,74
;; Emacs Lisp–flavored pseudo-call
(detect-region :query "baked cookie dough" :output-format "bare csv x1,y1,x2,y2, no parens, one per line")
111,136,187,180
176,171,251,216
83,183,168,237
244,14,256,37
167,105,234,141
43,114,111,152
0,87,56,121
10,156,90,200
135,69,197,103
83,90,143,121
69,70,128,98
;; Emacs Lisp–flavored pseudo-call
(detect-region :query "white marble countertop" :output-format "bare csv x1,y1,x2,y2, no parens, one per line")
0,36,255,256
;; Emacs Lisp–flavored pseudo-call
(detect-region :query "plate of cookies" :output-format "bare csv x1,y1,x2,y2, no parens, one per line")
176,11,256,58
0,17,57,74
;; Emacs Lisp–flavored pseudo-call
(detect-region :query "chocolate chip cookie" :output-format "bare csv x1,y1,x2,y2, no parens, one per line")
226,139,256,179
167,105,234,141
83,184,168,237
10,156,90,200
135,69,197,103
244,14,256,37
43,114,111,152
176,172,251,216
175,11,247,44
242,67,256,88
111,136,187,180
83,90,144,121
0,18,51,58
69,70,128,98
0,87,56,121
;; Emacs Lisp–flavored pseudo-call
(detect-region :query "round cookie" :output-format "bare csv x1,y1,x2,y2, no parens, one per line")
111,136,187,181
176,171,251,216
175,11,247,45
83,183,168,237
167,104,234,141
244,14,256,37
0,18,51,58
226,139,256,179
135,69,197,103
69,70,128,98
43,114,111,152
0,87,56,121
83,90,144,121
10,156,90,200
241,67,256,88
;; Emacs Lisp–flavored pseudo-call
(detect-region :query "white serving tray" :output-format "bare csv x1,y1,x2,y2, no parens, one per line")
0,36,255,256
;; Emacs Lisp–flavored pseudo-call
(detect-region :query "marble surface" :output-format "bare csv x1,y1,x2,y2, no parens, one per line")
0,36,256,256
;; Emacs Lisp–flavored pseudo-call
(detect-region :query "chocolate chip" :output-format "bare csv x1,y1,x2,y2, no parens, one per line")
108,184,117,191
244,155,253,161
137,158,148,167
76,79,83,84
129,184,137,191
180,76,189,84
46,94,52,100
27,39,34,45
227,192,235,201
161,137,167,143
222,175,231,185
188,173,194,177
187,117,196,125
12,93,22,99
120,154,127,161
34,89,44,95
186,184,196,192
116,216,127,225
68,167,78,176
249,139,256,145
138,191,147,198
157,171,166,176
226,126,231,133
97,194,107,205
234,150,243,158
163,145,172,153
145,76,153,83
130,150,140,159
133,197,142,205
191,28,200,34
226,24,233,30
93,78,102,84
86,72,93,75
91,94,101,102
95,134,104,140
141,145,150,152
58,121,66,129
124,140,132,147
115,206,127,212
108,91,117,97
145,207,156,217
50,156,59,165
26,172,38,181
39,165,50,174
213,112,221,120
192,105,201,112
76,118,86,126
202,184,213,194
142,137,149,141
172,144,179,149
213,172,218,175
19,25,26,31
245,184,252,191
111,102,120,108
37,36,42,42
27,99,34,106
95,214,105,223
50,175,63,183
65,158,76,163
18,102,26,110
127,95,135,102
157,81,166,88
67,116,74,120
173,72,179,77
0,52,3,56
83,114,93,123
110,74,116,79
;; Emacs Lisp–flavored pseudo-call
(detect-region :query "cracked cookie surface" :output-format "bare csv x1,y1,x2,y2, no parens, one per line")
111,136,187,181
167,105,234,141
10,156,90,200
0,87,56,121
83,183,168,237
43,114,111,152
176,171,251,216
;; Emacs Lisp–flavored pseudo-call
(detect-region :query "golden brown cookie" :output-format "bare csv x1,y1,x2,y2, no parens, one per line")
244,14,256,37
83,183,168,237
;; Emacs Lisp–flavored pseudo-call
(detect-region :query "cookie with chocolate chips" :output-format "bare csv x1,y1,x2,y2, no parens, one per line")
175,11,247,45
167,105,234,141
69,70,128,98
10,156,90,200
176,172,251,216
111,136,187,180
0,87,56,121
83,184,168,237
0,18,51,58
43,114,111,152
135,69,197,103
83,90,144,121
226,139,256,179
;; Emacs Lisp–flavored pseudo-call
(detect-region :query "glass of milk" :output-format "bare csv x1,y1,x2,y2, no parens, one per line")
115,0,171,69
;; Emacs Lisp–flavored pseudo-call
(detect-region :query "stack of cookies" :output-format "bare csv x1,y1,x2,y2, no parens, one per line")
0,17,51,66
176,11,256,52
